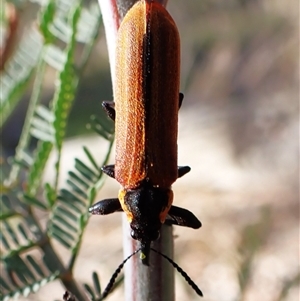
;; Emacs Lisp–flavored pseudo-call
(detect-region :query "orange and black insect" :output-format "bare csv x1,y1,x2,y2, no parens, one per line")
89,0,202,296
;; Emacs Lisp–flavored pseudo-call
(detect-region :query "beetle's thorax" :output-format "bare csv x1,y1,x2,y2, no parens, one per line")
118,182,173,242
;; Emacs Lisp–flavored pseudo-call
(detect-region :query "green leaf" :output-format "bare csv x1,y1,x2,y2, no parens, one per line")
78,215,86,231
26,141,53,196
50,232,72,250
44,183,56,208
52,4,81,150
0,232,10,250
43,44,66,70
88,111,115,141
0,29,43,128
3,221,19,245
51,223,76,240
1,267,60,300
39,0,56,44
13,151,34,167
76,5,101,44
92,272,101,295
0,276,11,291
58,201,83,215
68,171,90,189
83,283,95,300
88,187,96,203
4,255,32,284
35,105,55,122
31,116,55,136
26,255,45,278
0,211,16,220
91,114,114,136
17,224,28,241
83,146,100,172
58,188,85,206
23,194,48,210
55,205,78,222
52,214,77,233
30,128,55,142
88,115,114,141
1,0,108,300
1,195,11,209
49,17,72,43
75,158,98,179
0,196,21,220
66,179,88,199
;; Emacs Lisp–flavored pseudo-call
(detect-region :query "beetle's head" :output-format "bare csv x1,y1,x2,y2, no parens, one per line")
118,184,173,264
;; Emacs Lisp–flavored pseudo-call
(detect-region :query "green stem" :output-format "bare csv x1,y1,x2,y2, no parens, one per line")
6,56,47,186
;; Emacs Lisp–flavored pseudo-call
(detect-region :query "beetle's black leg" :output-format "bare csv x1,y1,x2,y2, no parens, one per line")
102,165,115,178
102,101,116,121
179,93,184,109
89,198,122,215
166,205,201,229
178,166,191,178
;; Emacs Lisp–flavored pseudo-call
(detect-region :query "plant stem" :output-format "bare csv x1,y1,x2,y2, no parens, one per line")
99,1,175,300
123,217,175,301
97,0,120,83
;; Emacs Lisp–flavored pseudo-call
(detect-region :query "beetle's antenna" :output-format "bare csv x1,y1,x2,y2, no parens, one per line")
150,247,203,297
100,248,141,300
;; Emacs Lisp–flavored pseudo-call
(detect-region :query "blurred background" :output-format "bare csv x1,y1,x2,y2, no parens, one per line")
1,0,299,300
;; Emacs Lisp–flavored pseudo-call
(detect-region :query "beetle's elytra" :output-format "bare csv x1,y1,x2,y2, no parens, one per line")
89,0,201,265
114,0,180,190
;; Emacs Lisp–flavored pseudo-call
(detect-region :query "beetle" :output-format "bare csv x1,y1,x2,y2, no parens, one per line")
89,0,201,265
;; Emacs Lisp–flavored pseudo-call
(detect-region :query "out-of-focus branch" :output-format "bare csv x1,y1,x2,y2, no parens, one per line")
0,3,19,71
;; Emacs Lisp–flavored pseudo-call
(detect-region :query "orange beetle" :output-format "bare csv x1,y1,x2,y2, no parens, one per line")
89,0,201,265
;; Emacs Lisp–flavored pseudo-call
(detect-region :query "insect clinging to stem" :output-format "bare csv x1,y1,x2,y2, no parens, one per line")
89,0,203,297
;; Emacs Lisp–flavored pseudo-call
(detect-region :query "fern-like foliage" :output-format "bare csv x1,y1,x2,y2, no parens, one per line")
0,0,114,300
0,20,43,128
